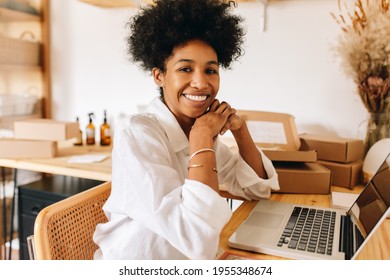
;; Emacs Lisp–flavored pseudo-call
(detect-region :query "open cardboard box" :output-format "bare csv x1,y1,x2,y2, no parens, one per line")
237,110,300,151
220,110,330,194
236,110,317,163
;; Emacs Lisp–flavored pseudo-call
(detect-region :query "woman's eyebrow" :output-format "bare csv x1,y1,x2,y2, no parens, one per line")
207,60,219,66
174,59,219,66
174,59,193,65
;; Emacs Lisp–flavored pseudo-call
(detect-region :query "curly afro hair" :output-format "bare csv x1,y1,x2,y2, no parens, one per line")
127,0,245,72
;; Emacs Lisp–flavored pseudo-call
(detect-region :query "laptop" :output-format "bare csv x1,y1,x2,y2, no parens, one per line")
228,152,390,260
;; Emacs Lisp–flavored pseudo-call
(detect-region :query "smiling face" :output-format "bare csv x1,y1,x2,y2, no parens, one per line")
153,39,220,130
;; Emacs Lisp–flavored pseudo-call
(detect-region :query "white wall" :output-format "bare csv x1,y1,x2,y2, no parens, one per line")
50,0,369,139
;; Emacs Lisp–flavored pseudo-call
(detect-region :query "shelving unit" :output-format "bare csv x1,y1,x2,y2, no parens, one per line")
0,0,51,131
78,0,270,31
79,0,256,8
78,0,155,8
0,6,40,22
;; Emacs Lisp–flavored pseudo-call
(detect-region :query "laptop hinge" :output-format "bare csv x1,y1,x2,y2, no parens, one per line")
339,215,354,260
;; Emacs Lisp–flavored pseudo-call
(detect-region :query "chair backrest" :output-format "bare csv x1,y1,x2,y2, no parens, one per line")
33,181,111,260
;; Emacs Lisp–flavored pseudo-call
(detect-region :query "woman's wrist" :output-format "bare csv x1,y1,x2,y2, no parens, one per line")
231,120,248,142
189,127,214,152
189,148,215,161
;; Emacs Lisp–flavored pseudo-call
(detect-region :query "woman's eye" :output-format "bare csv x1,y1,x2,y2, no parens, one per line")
179,67,191,72
206,68,218,74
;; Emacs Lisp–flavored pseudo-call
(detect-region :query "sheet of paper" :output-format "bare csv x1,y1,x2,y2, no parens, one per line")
246,120,287,144
68,154,107,164
331,191,359,210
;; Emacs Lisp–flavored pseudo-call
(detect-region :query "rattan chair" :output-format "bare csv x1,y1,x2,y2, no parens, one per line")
29,181,111,260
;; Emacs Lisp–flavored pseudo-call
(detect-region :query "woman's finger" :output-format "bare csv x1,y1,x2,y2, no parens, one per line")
215,101,230,114
208,99,220,112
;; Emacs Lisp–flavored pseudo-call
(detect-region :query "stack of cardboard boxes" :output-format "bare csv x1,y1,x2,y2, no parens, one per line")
236,110,331,194
0,119,79,159
235,110,364,194
300,134,364,189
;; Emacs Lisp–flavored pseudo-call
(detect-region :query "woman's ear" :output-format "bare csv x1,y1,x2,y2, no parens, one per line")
152,68,164,87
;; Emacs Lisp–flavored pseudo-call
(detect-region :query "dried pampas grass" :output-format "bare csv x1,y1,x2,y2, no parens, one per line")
332,1,390,154
332,0,390,113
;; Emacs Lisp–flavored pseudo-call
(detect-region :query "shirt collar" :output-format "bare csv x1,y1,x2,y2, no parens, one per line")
146,97,189,153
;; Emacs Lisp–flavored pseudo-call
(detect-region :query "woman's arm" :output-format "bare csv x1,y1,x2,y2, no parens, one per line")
218,103,268,179
231,120,268,179
188,99,237,192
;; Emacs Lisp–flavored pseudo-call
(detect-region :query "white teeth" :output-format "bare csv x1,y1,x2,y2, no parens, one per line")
184,94,207,101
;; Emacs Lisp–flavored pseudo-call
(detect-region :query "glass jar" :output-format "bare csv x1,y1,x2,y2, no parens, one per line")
364,113,390,155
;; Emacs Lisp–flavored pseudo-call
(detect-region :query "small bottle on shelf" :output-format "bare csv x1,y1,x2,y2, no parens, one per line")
73,116,83,146
86,112,96,145
100,109,111,146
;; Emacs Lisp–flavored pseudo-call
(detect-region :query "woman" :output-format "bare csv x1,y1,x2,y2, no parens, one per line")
93,0,279,260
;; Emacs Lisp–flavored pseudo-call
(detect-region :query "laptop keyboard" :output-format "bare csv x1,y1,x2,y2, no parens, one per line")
277,206,336,255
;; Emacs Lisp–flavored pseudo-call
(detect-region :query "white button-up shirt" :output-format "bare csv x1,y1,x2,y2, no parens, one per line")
93,97,279,259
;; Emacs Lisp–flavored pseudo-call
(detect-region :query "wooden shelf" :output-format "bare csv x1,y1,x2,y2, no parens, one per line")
79,0,151,8
0,7,40,22
0,0,51,119
0,64,41,71
79,0,256,8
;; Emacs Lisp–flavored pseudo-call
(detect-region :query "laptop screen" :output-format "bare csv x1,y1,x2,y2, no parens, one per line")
348,153,390,254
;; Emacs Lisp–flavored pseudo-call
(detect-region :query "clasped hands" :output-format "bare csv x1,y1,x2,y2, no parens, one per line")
191,99,244,140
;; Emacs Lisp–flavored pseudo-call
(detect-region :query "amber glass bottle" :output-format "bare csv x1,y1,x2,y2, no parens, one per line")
86,112,96,145
100,110,111,146
73,116,83,146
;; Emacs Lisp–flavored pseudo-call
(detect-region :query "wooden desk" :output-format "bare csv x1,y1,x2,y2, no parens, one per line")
0,142,112,181
2,146,389,260
219,186,390,260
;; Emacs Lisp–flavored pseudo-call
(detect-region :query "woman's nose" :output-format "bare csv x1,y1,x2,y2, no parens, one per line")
190,71,208,89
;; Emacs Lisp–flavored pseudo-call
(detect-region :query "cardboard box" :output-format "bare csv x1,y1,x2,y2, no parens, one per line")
237,110,300,151
222,111,329,194
263,150,317,163
234,110,318,163
0,139,57,158
272,162,331,194
299,134,364,163
13,119,79,141
319,160,363,188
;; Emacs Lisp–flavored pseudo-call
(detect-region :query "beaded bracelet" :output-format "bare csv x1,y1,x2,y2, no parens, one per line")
189,148,215,161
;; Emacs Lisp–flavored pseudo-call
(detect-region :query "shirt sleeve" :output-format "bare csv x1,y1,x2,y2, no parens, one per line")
215,138,280,200
106,116,232,259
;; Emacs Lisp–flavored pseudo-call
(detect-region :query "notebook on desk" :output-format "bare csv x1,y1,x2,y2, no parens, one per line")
228,152,390,260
